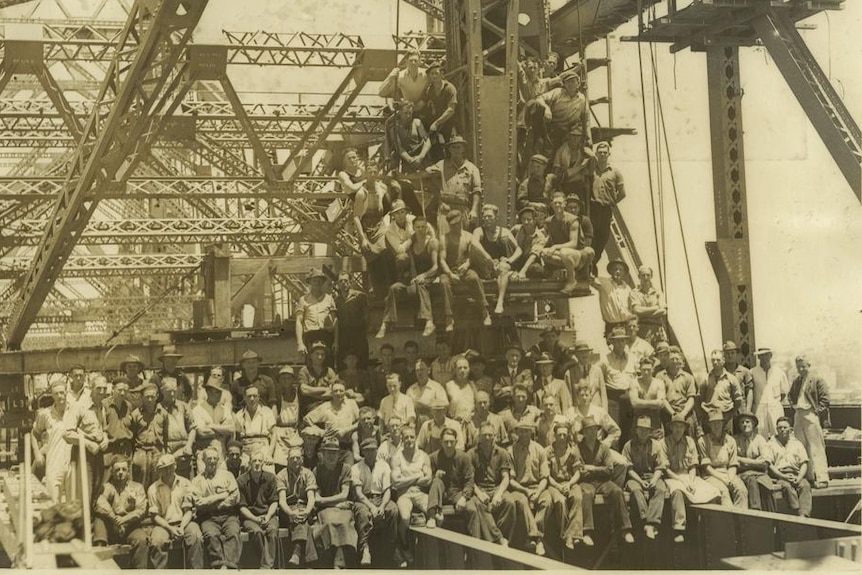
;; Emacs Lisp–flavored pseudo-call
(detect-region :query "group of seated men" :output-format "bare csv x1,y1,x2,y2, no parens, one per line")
32,327,830,568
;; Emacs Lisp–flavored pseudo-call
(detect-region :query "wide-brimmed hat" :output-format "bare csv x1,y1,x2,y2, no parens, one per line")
722,341,739,352
240,349,262,362
278,365,296,376
535,352,555,365
517,205,537,220
655,341,670,354
754,347,773,356
307,268,326,281
634,415,652,429
707,411,725,424
514,420,536,431
119,354,144,370
204,377,223,391
736,411,759,427
310,341,328,352
320,438,340,452
573,340,592,353
430,397,449,410
565,194,583,206
446,135,467,146
669,414,688,426
606,259,628,275
608,326,628,340
156,454,177,469
390,199,408,214
157,345,183,361
560,68,581,82
530,154,549,165
360,438,379,451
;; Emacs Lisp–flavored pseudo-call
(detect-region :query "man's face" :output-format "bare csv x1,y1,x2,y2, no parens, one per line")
162,385,177,404
563,76,581,93
710,353,725,371
242,358,260,373
638,362,654,380
635,426,651,442
524,59,538,76
344,354,358,369
429,67,443,83
279,374,297,390
250,451,264,472
331,385,346,402
627,319,639,336
309,277,326,292
311,349,326,364
455,359,470,380
441,434,457,455
478,427,495,450
796,359,809,376
402,428,416,450
158,465,175,483
142,389,158,408
505,349,522,367
125,363,140,378
389,420,403,441
405,346,418,364
670,353,684,371
362,446,378,463
113,383,129,401
529,159,544,177
386,377,400,396
414,219,429,236
344,151,359,169
204,451,220,473
92,384,107,403
758,353,772,368
611,338,626,353
287,451,303,471
554,426,569,444
776,420,792,442
380,347,393,366
51,387,67,408
513,389,528,409
709,419,724,437
577,385,591,405
210,367,225,383
515,428,532,444
162,357,178,371
245,388,260,409
638,270,652,288
394,209,408,225
670,422,686,440
432,407,446,422
70,369,86,390
551,195,566,216
416,362,429,381
227,448,242,465
470,361,486,377
539,362,554,377
448,143,465,163
407,54,420,71
575,350,590,366
436,342,450,358
739,417,754,435
596,147,610,162
476,394,490,414
582,425,598,443
113,462,129,482
520,212,535,229
542,397,556,417
611,266,625,282
320,449,339,467
543,331,560,346
360,410,374,427
657,350,670,366
566,200,581,215
724,349,738,365
481,210,496,228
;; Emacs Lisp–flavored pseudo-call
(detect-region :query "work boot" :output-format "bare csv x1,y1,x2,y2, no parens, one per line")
422,320,436,337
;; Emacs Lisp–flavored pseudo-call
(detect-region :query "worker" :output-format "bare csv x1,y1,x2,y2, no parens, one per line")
102,377,135,485
352,162,395,299
378,373,416,433
32,381,75,503
151,346,193,402
302,380,360,464
564,194,596,282
120,354,147,409
159,377,195,478
310,438,358,569
622,416,669,541
233,385,276,473
438,210,492,330
545,421,586,551
190,447,243,570
541,190,586,296
63,375,107,505
192,376,236,472
406,359,448,429
472,203,521,316
733,412,777,511
722,341,754,421
418,59,458,161
276,446,317,567
593,259,634,336
378,49,428,105
351,438,399,566
749,347,788,438
147,453,203,569
237,449,280,569
426,136,481,230
297,340,339,418
498,384,541,445
535,68,590,180
787,355,830,488
129,383,165,489
294,268,337,360
65,364,92,413
697,411,748,508
588,142,625,274
629,356,671,440
563,341,605,409
417,398,463,455
510,206,548,282
766,416,814,517
698,349,744,436
232,349,277,411
334,271,371,371
629,266,668,346
390,424,432,565
625,317,655,366
533,352,573,416
598,326,637,445
656,347,698,437
93,458,148,566
516,154,553,213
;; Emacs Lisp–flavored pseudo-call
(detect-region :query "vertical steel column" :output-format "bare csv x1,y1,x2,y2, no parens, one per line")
704,46,756,365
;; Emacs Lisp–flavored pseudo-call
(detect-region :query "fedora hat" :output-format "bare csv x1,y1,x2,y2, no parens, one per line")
119,354,144,370
606,259,628,275
240,349,262,362
157,345,183,361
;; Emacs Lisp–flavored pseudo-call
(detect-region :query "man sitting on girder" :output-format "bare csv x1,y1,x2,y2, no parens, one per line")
438,209,492,331
418,59,459,162
540,190,586,296
471,203,522,316
564,194,595,281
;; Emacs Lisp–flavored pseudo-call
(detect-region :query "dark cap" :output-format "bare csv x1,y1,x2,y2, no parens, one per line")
606,259,628,275
722,341,739,352
360,438,379,451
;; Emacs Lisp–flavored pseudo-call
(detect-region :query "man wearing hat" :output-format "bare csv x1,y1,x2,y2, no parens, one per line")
564,193,596,282
297,341,339,419
517,153,553,213
787,356,830,488
294,267,337,358
750,347,788,438
589,141,625,274
540,190,589,295
507,420,553,555
232,349,276,412
510,205,548,282
535,67,589,173
426,134,481,230
622,416,670,541
190,447,242,569
698,349,744,436
652,341,672,375
629,266,667,347
528,325,570,379
152,345,192,402
351,438,399,566
598,325,638,445
697,411,748,508
192,375,235,473
119,354,147,409
498,383,542,445
493,344,531,413
128,383,166,489
577,415,634,545
766,417,814,517
272,366,302,471
311,437,358,568
418,59,459,159
159,376,195,479
734,412,778,512
723,341,754,416
352,159,396,299
534,351,573,415
439,208,492,330
593,259,634,336
472,203,522,315
656,346,698,437
147,453,204,569
32,381,76,503
417,397,463,454
662,414,721,542
563,341,603,406
93,458,148,566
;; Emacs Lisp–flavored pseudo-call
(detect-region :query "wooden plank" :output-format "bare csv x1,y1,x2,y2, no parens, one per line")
722,551,858,570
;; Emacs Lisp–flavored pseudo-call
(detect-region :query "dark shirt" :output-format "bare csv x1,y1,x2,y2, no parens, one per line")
467,445,511,494
544,212,577,246
128,405,166,449
576,440,613,483
430,449,474,503
104,398,134,444
237,470,279,516
314,461,351,498
232,373,276,412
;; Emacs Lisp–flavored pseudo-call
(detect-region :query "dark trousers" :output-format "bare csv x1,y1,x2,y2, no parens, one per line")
93,517,148,568
200,513,242,569
440,269,487,321
739,470,776,511
241,516,278,568
149,522,204,569
353,495,398,557
582,480,632,532
775,478,813,517
428,477,500,541
590,202,613,271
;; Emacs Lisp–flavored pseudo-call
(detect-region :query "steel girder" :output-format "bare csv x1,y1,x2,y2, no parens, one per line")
4,0,210,350
402,0,443,21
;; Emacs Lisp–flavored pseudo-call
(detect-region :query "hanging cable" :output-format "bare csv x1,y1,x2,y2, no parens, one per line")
637,41,663,285
649,38,667,294
649,48,709,372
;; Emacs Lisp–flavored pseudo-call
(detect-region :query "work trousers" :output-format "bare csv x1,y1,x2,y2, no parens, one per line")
241,516,278,569
534,486,566,539
705,475,748,509
149,522,204,569
93,518,148,569
582,480,632,532
738,470,776,511
354,495,398,557
484,490,540,547
200,513,242,569
132,446,160,490
439,269,487,320
668,490,687,531
383,281,433,324
775,478,813,517
396,488,429,548
589,202,613,270
427,478,500,541
794,408,829,484
626,479,668,526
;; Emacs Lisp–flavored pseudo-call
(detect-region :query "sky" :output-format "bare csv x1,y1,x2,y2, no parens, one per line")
6,0,861,385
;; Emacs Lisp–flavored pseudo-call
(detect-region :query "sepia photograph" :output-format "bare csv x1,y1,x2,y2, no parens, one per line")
0,0,858,571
